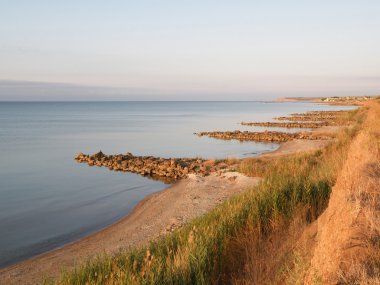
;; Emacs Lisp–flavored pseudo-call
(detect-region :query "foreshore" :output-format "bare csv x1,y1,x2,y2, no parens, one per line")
0,142,338,285
0,171,261,285
0,105,351,285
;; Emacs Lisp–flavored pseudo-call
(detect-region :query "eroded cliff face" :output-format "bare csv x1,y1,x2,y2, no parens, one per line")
302,102,380,284
235,103,379,284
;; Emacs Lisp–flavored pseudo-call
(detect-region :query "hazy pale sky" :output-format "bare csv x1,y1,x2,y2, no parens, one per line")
0,0,379,100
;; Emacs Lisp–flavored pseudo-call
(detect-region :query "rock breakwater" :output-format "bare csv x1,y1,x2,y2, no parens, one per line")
195,130,329,142
274,116,337,122
241,121,330,128
287,110,346,119
75,151,229,180
273,110,350,124
294,110,346,115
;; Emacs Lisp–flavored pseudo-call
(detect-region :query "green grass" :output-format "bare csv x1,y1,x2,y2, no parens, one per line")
48,110,363,285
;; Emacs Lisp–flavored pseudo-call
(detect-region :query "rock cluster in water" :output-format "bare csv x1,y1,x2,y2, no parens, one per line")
75,110,350,181
287,110,345,119
293,110,346,115
272,110,348,124
75,151,229,180
241,121,330,128
195,130,329,142
274,116,337,122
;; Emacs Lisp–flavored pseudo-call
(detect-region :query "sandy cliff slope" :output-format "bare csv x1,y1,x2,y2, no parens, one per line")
303,102,380,284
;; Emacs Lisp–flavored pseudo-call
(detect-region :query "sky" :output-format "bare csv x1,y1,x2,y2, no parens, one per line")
0,0,379,100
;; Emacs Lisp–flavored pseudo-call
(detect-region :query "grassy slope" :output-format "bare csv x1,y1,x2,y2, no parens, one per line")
49,108,365,285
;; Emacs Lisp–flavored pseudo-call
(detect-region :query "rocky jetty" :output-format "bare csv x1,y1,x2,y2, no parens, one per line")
75,151,229,180
241,121,330,128
195,130,329,142
273,110,349,124
288,110,346,118
274,116,337,122
309,110,347,114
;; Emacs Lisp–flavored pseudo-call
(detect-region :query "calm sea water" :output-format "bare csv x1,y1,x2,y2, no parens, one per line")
0,101,353,267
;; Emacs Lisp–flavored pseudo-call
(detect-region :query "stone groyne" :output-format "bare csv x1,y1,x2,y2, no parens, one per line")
289,110,346,118
274,116,337,122
75,110,349,181
195,130,329,142
273,110,349,123
241,121,330,128
75,151,229,180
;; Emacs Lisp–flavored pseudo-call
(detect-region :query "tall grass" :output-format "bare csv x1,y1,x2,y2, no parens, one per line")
50,110,363,285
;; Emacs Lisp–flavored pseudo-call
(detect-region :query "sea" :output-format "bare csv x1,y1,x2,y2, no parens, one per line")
0,101,354,267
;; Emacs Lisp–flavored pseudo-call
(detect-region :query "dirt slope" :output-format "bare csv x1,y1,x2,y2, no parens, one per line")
303,102,380,283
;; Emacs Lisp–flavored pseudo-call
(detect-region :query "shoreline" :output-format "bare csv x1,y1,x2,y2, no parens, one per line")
0,171,261,285
0,135,337,285
0,104,350,285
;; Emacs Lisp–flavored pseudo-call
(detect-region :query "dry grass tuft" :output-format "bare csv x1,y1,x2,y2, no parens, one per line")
203,159,216,167
225,156,240,166
238,158,270,177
